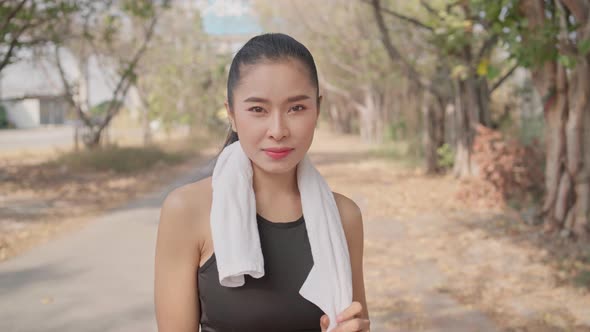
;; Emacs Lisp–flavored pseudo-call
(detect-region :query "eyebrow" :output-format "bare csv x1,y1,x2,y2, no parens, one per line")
243,96,270,103
286,95,311,103
243,95,312,103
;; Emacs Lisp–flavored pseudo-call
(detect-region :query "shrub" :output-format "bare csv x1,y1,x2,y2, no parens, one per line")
456,124,545,209
46,145,189,174
436,143,454,170
0,104,9,128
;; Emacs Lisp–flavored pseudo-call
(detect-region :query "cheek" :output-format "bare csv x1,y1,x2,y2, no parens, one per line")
294,112,317,134
234,113,262,135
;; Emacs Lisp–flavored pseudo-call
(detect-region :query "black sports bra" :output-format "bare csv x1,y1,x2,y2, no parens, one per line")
197,213,324,332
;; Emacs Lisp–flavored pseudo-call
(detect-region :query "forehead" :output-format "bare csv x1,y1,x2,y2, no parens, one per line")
233,59,316,99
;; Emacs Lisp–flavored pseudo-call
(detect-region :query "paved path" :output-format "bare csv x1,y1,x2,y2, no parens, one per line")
0,126,75,153
0,125,184,156
0,157,214,332
363,216,499,332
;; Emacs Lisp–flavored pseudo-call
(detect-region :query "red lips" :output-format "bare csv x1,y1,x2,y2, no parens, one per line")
263,147,294,160
264,147,293,153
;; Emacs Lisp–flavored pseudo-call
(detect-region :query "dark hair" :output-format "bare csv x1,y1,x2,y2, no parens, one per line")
220,33,319,150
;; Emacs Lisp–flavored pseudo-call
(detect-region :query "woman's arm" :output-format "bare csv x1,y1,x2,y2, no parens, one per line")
320,192,370,331
334,192,369,320
154,186,203,332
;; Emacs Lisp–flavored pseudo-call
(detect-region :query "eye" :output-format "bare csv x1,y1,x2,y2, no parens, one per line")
248,106,265,113
290,105,306,112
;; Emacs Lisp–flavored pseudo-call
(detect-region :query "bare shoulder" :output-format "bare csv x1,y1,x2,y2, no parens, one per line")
159,176,212,245
162,176,212,218
332,191,363,234
163,176,212,212
155,177,212,331
332,192,365,274
332,192,369,319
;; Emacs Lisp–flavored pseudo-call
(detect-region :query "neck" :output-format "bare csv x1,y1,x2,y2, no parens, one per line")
252,162,299,198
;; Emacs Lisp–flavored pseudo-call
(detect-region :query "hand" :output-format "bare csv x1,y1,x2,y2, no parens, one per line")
320,301,370,332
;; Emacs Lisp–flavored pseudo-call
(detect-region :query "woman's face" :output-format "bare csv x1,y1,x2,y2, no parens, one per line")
226,59,320,175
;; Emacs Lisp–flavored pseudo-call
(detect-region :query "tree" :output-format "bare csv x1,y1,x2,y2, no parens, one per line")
136,4,228,139
369,0,451,173
0,0,77,73
368,0,519,176
53,0,170,148
256,0,421,149
505,0,589,238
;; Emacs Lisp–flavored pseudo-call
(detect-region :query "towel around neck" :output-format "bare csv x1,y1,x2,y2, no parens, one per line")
210,141,353,331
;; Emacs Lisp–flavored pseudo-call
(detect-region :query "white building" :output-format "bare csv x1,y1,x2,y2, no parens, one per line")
0,47,141,129
1,95,69,128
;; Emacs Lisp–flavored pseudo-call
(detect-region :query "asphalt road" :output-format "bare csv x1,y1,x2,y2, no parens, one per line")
0,158,214,332
0,126,75,153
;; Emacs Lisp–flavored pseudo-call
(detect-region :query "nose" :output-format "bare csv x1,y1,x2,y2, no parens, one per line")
268,111,289,141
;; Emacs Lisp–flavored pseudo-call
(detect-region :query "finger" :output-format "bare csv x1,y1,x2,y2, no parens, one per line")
337,301,363,323
336,318,370,331
320,314,330,331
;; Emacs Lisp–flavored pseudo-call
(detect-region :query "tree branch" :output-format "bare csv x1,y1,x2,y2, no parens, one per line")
476,34,499,63
0,2,67,72
54,45,93,127
0,0,28,34
319,77,364,111
420,0,439,17
490,63,519,93
560,0,589,24
326,56,362,76
292,1,359,51
0,31,22,72
0,1,34,72
360,0,434,32
369,0,439,97
99,8,162,132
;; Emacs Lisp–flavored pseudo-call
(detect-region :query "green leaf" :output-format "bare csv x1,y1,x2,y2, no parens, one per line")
557,54,576,69
487,65,501,80
580,39,590,56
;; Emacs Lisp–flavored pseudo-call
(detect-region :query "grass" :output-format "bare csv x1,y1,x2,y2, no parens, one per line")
45,145,192,174
368,139,424,169
40,127,226,174
574,270,590,289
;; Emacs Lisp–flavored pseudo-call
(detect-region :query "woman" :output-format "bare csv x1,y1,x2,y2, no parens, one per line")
154,33,370,332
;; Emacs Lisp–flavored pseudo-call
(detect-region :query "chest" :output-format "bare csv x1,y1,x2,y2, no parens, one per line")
197,218,324,331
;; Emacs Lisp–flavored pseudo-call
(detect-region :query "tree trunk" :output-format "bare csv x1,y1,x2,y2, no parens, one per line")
452,63,492,178
539,58,590,238
520,0,590,238
84,127,102,149
357,87,384,144
136,83,153,146
422,91,446,173
142,106,152,146
453,77,477,177
566,60,590,237
328,101,354,134
477,78,492,127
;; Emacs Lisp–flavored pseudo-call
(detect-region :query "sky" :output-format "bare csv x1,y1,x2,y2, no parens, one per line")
198,0,262,35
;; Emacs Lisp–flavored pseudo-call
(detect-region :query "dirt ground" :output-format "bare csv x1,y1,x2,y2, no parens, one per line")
0,141,216,262
309,129,590,331
1,127,589,331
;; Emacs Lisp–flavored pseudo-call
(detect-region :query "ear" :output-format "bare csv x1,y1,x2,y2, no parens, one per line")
224,101,236,132
317,95,323,120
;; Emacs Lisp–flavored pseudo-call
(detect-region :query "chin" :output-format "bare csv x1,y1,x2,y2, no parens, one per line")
253,157,300,175
261,162,297,175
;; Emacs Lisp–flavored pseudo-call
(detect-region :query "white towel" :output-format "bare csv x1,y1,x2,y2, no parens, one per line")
210,140,353,331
